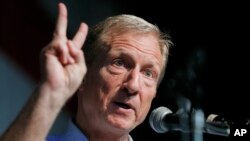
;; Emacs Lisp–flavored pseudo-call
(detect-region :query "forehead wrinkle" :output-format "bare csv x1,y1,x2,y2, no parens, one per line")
110,37,163,66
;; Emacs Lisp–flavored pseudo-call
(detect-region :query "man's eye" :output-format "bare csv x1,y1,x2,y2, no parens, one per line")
143,70,153,78
113,59,125,67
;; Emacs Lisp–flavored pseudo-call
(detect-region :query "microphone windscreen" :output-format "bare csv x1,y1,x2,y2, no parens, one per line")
149,106,172,133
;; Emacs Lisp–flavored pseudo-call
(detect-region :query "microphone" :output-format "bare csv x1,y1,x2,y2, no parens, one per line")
149,106,248,136
205,114,250,136
206,114,250,127
149,106,189,133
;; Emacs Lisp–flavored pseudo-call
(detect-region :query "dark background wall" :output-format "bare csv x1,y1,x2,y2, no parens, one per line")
1,0,249,140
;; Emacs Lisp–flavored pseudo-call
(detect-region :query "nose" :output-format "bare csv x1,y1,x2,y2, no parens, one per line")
123,69,141,95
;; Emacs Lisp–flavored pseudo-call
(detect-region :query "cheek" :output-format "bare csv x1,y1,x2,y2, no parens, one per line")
143,94,155,111
137,90,156,120
99,68,124,93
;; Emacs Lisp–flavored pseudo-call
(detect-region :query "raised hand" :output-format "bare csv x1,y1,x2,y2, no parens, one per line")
40,3,88,105
0,3,89,141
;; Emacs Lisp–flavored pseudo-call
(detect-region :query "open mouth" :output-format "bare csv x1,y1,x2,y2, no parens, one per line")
114,102,131,109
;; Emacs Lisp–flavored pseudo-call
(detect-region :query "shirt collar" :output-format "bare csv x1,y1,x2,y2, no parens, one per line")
65,119,133,141
61,119,89,141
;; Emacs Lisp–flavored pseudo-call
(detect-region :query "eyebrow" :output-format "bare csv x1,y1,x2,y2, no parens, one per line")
109,48,162,72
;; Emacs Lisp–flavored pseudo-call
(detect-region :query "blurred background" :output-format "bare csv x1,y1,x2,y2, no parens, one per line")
1,0,249,140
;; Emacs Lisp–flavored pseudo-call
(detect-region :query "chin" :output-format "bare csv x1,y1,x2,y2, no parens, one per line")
106,115,134,131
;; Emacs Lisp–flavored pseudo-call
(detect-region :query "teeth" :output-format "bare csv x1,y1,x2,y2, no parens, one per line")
115,102,130,109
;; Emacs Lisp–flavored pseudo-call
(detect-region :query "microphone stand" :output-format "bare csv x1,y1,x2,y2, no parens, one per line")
177,96,205,141
177,96,192,141
191,108,205,141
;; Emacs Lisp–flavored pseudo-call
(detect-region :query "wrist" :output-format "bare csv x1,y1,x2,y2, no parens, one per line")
36,82,69,111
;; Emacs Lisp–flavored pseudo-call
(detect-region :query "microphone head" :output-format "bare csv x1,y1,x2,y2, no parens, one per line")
206,114,219,123
149,106,173,133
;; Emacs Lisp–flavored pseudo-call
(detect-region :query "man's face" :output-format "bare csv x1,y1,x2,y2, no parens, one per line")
78,33,163,133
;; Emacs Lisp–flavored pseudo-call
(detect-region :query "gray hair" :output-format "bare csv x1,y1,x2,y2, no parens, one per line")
83,14,173,85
